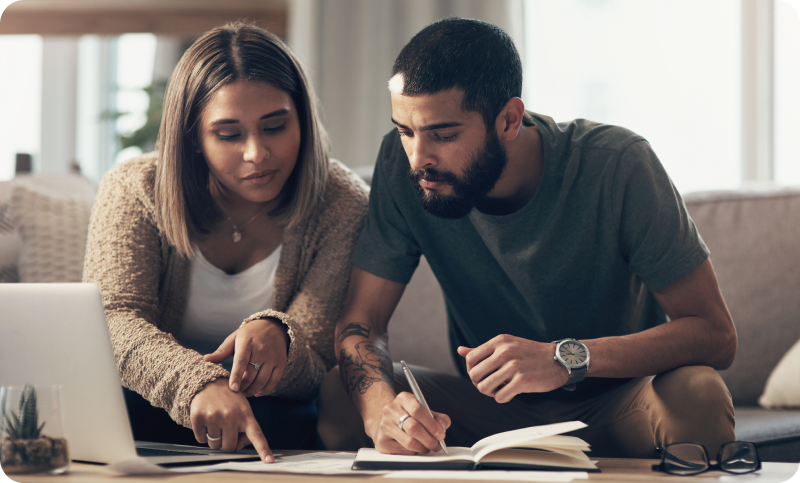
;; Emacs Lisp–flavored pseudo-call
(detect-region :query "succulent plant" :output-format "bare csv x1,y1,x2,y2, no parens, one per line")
2,384,45,440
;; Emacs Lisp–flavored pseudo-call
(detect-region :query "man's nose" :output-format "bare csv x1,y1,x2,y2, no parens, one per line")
407,139,437,171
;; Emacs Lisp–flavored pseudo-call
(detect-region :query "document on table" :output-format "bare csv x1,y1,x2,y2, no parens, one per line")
382,470,589,481
169,452,387,475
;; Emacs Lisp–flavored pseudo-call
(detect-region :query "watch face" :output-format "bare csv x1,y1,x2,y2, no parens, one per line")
557,340,588,368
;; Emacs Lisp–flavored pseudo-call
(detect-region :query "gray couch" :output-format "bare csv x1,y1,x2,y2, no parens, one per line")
384,184,800,463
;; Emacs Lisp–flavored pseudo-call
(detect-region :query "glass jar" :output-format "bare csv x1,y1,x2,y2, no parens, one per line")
1,385,69,475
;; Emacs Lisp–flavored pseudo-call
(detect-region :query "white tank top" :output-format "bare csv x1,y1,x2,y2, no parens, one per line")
177,246,281,369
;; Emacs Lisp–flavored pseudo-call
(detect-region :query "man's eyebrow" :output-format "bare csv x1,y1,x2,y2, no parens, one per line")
391,118,463,131
210,108,290,126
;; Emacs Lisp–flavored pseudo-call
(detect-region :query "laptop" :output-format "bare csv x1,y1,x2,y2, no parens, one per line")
0,283,261,467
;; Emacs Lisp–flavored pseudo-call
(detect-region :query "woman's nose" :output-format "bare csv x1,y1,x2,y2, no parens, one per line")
243,134,269,163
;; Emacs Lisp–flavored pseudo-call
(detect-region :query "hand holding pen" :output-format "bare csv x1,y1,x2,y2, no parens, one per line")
400,361,449,455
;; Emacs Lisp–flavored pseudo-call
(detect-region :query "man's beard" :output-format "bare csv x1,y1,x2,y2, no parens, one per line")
408,129,508,219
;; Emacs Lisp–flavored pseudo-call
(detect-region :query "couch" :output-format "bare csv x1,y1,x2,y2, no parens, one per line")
2,170,799,462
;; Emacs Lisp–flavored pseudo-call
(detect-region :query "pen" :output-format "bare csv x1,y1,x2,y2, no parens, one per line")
400,360,449,455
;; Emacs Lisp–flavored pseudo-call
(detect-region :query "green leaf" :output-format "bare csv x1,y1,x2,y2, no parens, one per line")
2,408,22,439
20,384,38,438
34,421,46,439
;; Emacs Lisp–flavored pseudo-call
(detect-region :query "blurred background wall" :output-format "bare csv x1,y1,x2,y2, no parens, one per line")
0,0,798,194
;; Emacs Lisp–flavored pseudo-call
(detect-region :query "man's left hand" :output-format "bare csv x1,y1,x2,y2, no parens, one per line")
457,335,569,403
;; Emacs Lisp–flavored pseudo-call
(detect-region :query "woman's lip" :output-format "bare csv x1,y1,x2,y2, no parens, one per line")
244,171,277,186
244,170,276,180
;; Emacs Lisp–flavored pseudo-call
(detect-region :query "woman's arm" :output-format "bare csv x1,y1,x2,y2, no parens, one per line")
82,160,229,428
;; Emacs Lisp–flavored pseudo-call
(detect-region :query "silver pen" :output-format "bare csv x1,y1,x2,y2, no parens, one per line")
400,360,449,455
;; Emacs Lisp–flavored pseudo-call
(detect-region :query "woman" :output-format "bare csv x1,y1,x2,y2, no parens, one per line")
83,22,368,463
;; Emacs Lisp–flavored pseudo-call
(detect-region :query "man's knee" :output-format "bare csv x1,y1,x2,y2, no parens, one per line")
653,366,733,414
316,366,372,451
652,366,735,456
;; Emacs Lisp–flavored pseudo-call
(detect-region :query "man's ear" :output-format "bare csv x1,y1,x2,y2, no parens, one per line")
496,97,525,142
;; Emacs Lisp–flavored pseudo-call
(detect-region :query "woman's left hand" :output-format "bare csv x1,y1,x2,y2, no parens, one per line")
204,317,290,397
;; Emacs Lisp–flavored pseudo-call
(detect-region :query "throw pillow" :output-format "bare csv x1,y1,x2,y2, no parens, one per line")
8,184,94,283
759,337,800,408
0,181,21,283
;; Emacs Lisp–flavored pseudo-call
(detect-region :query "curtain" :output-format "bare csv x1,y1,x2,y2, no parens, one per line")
288,0,524,170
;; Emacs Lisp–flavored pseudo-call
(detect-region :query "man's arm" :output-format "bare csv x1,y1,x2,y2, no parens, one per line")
335,266,450,454
459,259,737,403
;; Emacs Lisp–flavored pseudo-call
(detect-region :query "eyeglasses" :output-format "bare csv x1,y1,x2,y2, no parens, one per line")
652,442,761,476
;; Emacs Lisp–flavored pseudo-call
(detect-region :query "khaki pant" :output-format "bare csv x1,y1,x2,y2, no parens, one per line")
318,363,735,459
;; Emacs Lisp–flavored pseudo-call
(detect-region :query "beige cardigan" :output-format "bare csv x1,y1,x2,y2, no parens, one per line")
83,154,368,428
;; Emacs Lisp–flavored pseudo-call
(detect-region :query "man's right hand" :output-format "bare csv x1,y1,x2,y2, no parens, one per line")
189,378,274,463
369,391,451,455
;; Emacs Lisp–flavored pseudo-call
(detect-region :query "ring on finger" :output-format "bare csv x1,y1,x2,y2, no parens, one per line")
249,361,261,371
206,432,222,442
398,414,411,431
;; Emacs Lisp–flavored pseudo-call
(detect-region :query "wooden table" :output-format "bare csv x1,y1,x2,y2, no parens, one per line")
5,456,799,483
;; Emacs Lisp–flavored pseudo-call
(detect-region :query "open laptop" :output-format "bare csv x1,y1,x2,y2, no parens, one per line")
0,283,260,467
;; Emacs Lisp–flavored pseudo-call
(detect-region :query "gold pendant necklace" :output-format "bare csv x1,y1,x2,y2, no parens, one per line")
223,205,270,243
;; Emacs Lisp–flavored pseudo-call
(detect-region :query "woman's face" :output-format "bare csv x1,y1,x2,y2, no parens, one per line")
197,80,301,208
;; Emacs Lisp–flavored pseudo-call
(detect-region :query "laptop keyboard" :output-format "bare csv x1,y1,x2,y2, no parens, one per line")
136,447,210,457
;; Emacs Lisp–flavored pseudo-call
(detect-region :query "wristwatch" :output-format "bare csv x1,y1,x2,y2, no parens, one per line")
553,338,590,391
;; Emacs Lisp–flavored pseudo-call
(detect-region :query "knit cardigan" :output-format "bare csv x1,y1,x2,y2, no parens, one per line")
83,153,368,428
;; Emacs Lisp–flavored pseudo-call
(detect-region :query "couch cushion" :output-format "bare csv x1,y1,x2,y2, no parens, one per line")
8,181,95,283
684,188,800,405
734,406,800,462
0,180,21,283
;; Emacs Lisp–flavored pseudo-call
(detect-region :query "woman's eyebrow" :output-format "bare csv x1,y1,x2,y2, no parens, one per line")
210,108,291,126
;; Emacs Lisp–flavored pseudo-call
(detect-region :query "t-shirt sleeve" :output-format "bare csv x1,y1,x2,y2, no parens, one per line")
351,135,422,284
613,139,709,291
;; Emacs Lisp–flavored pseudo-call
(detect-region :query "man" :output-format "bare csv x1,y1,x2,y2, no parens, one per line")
321,17,736,458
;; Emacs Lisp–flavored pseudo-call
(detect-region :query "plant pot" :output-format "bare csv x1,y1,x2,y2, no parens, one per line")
1,436,69,474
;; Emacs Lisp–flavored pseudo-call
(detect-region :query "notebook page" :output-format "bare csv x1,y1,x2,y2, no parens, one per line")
472,421,587,462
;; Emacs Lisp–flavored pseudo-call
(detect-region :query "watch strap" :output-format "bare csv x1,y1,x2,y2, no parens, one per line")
563,365,588,391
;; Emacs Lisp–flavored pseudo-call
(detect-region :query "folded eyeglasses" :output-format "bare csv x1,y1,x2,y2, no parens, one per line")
652,441,761,476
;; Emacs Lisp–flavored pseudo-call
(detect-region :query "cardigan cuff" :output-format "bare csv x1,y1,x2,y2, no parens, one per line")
242,309,309,396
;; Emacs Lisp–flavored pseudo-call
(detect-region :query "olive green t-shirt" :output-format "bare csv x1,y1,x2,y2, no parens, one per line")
352,112,709,396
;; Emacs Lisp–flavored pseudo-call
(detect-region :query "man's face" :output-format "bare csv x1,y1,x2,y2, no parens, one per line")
390,86,508,218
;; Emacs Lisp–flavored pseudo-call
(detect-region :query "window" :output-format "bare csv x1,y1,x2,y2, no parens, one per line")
76,33,157,183
775,0,800,184
0,35,41,180
523,0,799,193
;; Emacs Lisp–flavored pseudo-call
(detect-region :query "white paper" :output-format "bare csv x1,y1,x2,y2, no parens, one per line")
169,452,386,475
382,470,589,481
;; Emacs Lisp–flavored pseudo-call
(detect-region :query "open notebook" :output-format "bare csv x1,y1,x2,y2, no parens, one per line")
353,421,599,471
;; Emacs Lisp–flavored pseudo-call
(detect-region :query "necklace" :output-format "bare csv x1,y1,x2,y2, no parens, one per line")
222,205,270,243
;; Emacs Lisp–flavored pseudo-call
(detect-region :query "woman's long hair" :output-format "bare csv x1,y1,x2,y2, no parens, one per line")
155,21,329,258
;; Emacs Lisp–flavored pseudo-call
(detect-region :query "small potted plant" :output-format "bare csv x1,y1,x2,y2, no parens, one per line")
1,384,69,474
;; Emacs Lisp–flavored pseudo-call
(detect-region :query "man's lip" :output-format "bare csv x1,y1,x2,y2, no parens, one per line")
243,170,277,180
419,178,445,189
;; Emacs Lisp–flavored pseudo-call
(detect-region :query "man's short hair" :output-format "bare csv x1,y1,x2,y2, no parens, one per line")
391,17,523,130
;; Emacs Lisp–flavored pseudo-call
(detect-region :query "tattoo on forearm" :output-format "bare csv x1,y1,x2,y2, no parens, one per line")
337,323,371,345
338,342,393,396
